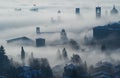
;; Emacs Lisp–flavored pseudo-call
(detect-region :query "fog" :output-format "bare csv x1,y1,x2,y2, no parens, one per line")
0,0,120,67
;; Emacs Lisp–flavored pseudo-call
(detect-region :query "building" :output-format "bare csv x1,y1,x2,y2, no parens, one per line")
36,27,40,34
75,8,80,14
93,22,120,41
7,36,34,46
36,38,45,47
7,36,46,47
96,6,101,18
110,5,119,15
30,4,39,12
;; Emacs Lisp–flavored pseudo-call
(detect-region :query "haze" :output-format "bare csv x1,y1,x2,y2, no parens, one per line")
0,0,120,67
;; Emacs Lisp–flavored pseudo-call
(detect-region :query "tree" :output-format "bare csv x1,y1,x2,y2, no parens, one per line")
29,58,41,70
31,52,34,60
0,45,11,77
62,48,68,60
29,58,53,78
60,29,68,44
0,45,5,55
69,39,80,50
40,58,53,78
21,46,25,60
56,49,62,60
21,46,25,65
71,54,82,64
63,64,89,78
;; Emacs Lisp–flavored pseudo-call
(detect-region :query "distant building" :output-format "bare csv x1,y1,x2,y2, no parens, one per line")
36,27,40,34
75,8,80,14
36,38,45,47
110,5,119,15
93,22,120,40
30,4,39,12
7,36,34,46
7,36,46,47
96,6,101,18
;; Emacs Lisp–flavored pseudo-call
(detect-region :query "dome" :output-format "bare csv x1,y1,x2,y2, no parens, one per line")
111,5,118,14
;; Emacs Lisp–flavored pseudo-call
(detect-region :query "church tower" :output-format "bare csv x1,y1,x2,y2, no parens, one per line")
36,27,40,34
96,6,101,18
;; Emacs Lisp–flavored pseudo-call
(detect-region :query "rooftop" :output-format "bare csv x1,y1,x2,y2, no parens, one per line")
7,36,33,43
111,5,119,14
93,22,120,30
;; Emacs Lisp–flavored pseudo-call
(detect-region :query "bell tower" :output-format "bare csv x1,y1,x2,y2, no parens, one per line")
96,6,101,18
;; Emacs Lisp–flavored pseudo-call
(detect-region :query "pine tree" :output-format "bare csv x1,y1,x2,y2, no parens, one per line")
60,29,68,44
30,52,34,61
84,61,88,72
0,45,5,55
29,52,34,67
56,49,62,60
21,46,25,60
71,54,82,64
21,46,25,65
62,48,68,60
0,45,10,76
